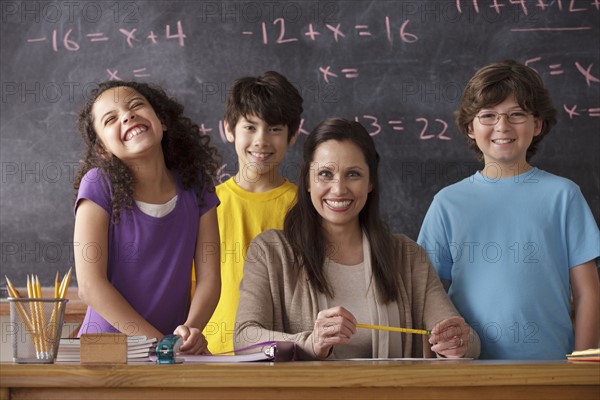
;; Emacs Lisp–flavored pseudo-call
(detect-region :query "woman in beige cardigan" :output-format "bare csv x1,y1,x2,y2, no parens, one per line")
234,118,480,360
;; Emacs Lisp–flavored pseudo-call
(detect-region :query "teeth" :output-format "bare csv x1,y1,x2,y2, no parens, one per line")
125,125,147,141
250,152,271,160
492,139,514,144
325,200,351,208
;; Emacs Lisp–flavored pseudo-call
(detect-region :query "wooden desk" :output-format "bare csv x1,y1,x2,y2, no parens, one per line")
1,360,598,400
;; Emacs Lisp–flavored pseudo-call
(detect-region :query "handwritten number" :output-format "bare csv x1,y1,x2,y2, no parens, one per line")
274,18,298,44
165,21,186,47
435,119,450,140
355,115,381,136
417,118,434,139
399,20,418,43
417,118,451,140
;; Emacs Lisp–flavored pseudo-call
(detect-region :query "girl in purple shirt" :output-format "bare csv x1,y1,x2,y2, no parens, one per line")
73,81,221,354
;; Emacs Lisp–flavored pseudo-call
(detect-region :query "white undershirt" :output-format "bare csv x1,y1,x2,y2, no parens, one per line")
135,195,178,218
324,258,372,359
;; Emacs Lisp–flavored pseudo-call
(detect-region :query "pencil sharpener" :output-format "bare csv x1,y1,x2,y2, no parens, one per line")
155,334,183,364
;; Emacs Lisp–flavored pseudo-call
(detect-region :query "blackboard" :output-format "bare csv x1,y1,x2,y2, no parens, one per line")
1,0,599,286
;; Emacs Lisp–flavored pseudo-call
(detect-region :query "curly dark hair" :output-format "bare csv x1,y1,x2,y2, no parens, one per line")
74,80,222,224
283,118,399,304
455,59,557,162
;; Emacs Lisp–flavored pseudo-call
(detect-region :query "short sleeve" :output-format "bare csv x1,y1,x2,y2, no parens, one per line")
565,187,600,268
417,197,453,281
74,168,112,216
198,179,220,217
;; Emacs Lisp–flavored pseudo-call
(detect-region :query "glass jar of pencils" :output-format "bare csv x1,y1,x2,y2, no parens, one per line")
8,298,68,363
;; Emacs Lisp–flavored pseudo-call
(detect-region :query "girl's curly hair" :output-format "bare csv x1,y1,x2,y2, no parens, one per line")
74,81,222,224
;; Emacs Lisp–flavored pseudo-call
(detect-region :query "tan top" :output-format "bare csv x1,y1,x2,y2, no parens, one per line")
325,259,371,359
234,229,480,360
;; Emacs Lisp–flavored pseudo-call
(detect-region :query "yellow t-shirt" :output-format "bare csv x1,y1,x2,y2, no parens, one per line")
203,177,297,353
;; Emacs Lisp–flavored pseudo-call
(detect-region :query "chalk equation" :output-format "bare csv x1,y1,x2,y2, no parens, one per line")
241,1,599,46
242,16,418,45
456,0,600,15
198,116,452,143
26,20,186,52
196,102,598,151
319,67,359,83
525,57,599,87
562,105,600,118
105,68,151,81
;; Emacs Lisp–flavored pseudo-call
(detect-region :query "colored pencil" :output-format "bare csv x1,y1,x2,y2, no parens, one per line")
356,323,431,336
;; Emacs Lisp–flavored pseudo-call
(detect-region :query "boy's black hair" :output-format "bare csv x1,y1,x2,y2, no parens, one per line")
224,71,303,142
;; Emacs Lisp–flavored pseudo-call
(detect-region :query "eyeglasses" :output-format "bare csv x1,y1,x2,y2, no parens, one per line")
475,111,531,125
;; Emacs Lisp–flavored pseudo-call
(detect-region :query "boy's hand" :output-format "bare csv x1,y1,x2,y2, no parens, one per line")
173,325,211,355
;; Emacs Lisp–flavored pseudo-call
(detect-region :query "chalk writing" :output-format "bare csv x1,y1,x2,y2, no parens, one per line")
525,57,600,87
562,105,600,119
318,66,359,83
456,0,600,15
243,17,418,45
105,68,152,81
26,20,186,51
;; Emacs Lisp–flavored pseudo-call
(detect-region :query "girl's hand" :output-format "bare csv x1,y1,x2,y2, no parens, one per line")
312,306,357,359
173,325,211,355
428,316,471,358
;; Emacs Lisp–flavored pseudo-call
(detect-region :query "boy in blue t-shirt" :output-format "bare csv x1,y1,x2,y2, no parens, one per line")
417,60,599,359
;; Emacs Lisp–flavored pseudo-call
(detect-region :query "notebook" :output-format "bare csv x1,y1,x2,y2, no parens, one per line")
56,335,156,362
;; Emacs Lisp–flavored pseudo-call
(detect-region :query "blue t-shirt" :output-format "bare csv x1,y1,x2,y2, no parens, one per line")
75,168,219,336
417,168,599,359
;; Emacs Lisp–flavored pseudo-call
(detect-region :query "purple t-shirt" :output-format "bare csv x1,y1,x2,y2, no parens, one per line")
75,168,219,336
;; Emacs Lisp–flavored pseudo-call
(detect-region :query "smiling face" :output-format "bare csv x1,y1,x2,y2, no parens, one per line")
308,140,372,235
91,86,166,163
225,114,296,188
468,94,542,177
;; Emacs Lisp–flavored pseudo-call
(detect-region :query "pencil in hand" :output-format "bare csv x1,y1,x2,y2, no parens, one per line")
356,323,431,336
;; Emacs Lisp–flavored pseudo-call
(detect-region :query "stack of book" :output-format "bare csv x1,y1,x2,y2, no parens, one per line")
56,335,156,362
566,348,600,362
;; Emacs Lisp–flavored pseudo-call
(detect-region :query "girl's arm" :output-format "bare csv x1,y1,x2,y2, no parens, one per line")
176,206,221,354
74,199,163,339
571,260,600,350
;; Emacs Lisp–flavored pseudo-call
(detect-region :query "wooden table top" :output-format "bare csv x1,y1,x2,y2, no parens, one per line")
2,359,599,388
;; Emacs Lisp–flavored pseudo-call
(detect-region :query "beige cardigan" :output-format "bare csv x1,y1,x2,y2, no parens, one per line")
234,229,480,360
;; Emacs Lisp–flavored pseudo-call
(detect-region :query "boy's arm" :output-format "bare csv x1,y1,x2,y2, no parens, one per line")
74,200,163,339
179,207,221,353
570,260,600,350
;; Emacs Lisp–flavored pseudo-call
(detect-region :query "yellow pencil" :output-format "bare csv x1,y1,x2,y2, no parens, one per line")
34,275,48,355
49,271,60,341
356,323,431,336
58,267,72,299
4,276,34,332
49,270,67,343
26,275,42,355
54,271,60,298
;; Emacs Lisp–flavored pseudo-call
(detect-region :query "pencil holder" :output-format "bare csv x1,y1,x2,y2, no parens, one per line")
8,298,68,363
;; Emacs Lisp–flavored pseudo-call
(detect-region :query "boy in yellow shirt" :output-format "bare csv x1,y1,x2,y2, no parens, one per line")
204,71,303,353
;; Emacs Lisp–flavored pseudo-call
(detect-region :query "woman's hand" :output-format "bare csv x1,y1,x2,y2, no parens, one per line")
173,325,211,355
312,306,357,359
428,316,471,358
